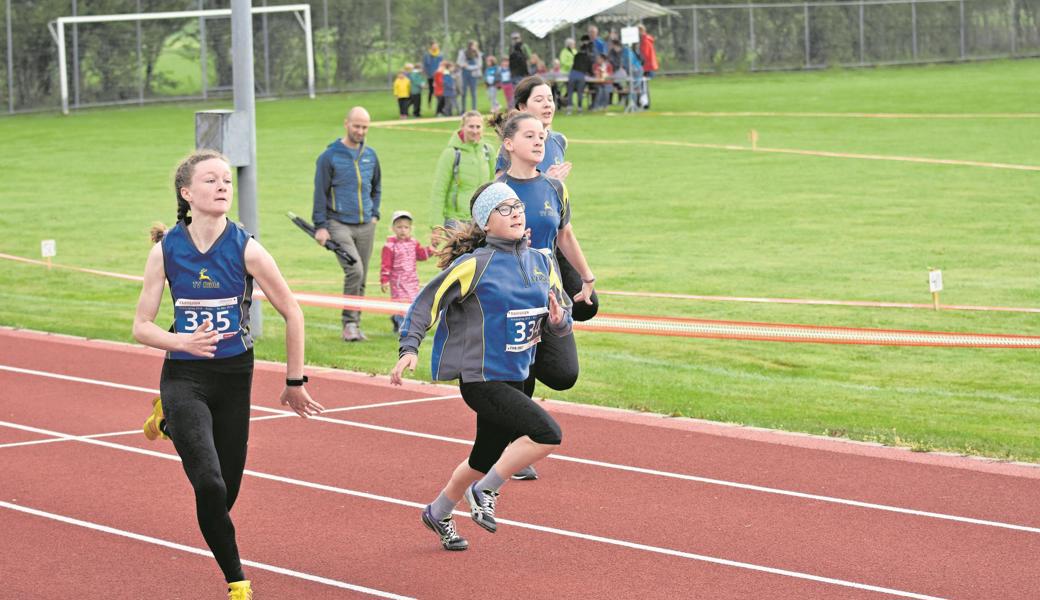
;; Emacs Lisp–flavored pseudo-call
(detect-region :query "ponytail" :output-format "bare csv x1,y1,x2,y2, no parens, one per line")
150,222,167,244
434,182,497,268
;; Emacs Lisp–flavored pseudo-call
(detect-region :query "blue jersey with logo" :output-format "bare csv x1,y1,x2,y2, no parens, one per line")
162,219,254,361
495,130,567,174
496,172,570,252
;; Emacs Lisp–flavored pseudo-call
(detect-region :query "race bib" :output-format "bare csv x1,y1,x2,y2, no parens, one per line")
505,307,548,352
174,297,241,339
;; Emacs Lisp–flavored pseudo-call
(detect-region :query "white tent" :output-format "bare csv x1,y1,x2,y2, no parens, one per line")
505,0,680,39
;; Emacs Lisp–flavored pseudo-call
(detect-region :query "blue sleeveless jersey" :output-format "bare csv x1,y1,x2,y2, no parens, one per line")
162,219,254,360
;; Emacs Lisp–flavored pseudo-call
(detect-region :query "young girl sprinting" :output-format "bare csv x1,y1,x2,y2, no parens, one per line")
134,150,324,598
390,182,572,551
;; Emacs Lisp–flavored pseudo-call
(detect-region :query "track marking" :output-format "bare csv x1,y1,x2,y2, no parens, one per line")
0,420,947,600
2,365,1039,536
0,500,414,600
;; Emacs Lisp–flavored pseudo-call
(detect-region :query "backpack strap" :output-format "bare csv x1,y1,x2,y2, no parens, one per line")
451,147,462,211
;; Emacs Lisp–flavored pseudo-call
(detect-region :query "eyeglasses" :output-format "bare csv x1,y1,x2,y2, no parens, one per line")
494,202,525,217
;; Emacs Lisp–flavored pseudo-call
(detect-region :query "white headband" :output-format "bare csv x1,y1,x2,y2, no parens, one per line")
471,182,519,230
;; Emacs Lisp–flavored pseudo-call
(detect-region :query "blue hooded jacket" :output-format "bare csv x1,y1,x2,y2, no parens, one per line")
313,140,382,226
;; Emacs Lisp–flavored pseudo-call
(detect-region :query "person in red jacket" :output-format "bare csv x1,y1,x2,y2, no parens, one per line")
638,24,659,109
380,210,436,332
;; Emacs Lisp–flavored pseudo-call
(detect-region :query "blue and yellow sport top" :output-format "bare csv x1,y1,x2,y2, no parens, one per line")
496,172,570,252
162,219,254,361
398,235,573,383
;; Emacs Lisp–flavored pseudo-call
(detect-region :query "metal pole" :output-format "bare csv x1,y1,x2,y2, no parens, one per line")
71,0,79,108
5,0,13,113
443,0,449,44
136,0,144,104
322,0,329,90
385,0,392,88
199,0,208,100
499,0,505,57
748,6,756,71
692,8,699,73
911,0,918,61
262,0,270,95
231,0,261,335
58,20,69,114
1009,0,1016,55
303,6,315,98
804,3,810,68
859,0,865,65
550,31,556,61
959,0,965,59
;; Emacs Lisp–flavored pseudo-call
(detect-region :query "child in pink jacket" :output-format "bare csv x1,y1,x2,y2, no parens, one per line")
381,210,436,332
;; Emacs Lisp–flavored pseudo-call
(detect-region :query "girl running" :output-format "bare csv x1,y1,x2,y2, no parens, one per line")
390,182,572,551
495,75,572,182
134,150,324,599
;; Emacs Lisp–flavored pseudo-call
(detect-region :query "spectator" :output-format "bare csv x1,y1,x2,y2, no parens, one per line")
566,35,593,114
312,106,381,342
449,62,463,116
558,37,576,77
456,40,483,112
484,55,502,112
422,41,443,108
393,69,411,119
638,24,659,108
408,62,426,117
380,210,436,333
591,54,614,110
500,58,515,107
430,110,496,229
588,24,607,57
434,61,450,116
509,31,532,78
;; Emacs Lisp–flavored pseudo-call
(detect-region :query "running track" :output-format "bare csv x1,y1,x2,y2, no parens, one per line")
1,328,1038,599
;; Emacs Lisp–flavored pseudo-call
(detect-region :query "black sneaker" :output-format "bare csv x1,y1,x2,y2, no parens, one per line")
421,505,468,551
464,482,499,533
511,465,538,481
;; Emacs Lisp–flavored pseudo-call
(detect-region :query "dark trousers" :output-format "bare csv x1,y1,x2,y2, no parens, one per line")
427,77,435,105
160,350,253,583
410,93,422,117
461,380,563,474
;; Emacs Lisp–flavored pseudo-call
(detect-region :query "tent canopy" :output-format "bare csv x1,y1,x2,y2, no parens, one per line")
504,0,679,39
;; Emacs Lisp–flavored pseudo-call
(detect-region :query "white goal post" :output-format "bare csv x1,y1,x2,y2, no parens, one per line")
48,4,315,114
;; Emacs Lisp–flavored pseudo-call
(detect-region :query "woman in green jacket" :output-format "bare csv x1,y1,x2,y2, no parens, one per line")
430,110,497,229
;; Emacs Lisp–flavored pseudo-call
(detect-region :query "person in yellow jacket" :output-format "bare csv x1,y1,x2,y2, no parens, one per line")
394,68,412,118
429,110,496,228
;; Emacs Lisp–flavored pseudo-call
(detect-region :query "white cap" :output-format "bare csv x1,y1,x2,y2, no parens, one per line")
391,210,413,223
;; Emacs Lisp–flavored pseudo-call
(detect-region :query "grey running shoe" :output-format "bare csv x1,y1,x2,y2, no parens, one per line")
464,482,499,533
421,505,468,551
342,323,365,342
511,465,538,481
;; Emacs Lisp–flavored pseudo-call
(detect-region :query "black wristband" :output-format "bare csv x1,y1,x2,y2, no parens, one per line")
286,375,308,387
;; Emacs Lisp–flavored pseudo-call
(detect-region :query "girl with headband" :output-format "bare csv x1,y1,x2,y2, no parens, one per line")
390,181,573,551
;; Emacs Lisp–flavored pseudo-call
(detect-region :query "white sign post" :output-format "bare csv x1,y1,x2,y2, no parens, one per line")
928,268,943,310
41,240,56,270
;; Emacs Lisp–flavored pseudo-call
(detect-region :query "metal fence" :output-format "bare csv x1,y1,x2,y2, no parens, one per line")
3,0,1038,114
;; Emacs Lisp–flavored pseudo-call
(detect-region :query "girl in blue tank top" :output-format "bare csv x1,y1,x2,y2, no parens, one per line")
132,150,324,599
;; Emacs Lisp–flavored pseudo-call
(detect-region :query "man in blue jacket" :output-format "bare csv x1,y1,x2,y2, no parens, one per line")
313,106,382,341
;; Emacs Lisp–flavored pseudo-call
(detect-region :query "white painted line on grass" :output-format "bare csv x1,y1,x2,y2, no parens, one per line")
2,365,1038,536
0,500,414,600
0,420,946,600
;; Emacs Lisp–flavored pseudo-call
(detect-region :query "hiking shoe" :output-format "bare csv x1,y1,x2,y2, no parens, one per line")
464,482,499,533
421,505,468,551
227,580,252,600
511,465,538,481
142,396,168,441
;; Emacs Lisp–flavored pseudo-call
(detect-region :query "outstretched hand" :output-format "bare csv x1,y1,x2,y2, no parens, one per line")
391,354,418,386
545,161,573,181
280,386,325,418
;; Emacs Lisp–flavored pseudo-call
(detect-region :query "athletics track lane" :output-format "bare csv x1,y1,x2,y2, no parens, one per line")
2,329,1039,598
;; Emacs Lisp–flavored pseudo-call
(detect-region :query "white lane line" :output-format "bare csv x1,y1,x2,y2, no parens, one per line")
2,364,1038,535
0,500,414,600
0,419,945,600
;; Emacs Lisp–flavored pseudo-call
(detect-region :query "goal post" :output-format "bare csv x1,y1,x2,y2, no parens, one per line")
47,4,315,115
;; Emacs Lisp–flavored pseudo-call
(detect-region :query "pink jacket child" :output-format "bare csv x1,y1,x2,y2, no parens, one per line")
380,211,436,332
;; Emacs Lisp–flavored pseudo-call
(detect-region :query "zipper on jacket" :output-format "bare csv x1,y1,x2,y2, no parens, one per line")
354,154,364,224
513,246,531,287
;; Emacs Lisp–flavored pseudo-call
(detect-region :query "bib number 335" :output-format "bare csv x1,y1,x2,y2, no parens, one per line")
175,297,240,339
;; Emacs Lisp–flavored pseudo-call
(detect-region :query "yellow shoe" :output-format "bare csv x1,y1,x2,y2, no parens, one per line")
142,396,168,441
227,580,252,600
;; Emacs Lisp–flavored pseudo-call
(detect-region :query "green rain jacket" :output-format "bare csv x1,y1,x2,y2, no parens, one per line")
429,131,496,224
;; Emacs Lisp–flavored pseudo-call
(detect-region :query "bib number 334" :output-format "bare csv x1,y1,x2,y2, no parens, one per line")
505,307,548,352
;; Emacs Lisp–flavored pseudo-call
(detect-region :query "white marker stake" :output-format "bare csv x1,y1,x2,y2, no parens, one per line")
750,129,759,151
928,268,943,310
41,240,56,271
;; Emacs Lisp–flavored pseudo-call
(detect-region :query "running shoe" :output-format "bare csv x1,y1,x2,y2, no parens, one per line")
142,396,168,441
511,465,538,481
464,482,499,533
421,505,468,551
227,580,252,600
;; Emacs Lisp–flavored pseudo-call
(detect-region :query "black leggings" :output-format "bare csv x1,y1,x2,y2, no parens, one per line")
557,249,599,322
461,380,563,474
160,351,253,583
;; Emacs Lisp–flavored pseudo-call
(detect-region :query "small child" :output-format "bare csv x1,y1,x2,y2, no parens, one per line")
408,62,426,117
381,210,436,332
393,69,411,118
484,55,501,113
499,58,514,108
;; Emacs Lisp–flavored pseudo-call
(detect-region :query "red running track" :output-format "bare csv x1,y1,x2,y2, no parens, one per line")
2,327,1039,599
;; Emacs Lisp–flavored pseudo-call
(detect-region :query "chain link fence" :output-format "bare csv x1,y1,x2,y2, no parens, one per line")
2,0,1038,114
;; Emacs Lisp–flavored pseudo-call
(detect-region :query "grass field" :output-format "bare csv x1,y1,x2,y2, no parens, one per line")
2,59,1038,460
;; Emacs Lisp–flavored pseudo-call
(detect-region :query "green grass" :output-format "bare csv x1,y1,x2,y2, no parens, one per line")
2,59,1039,461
